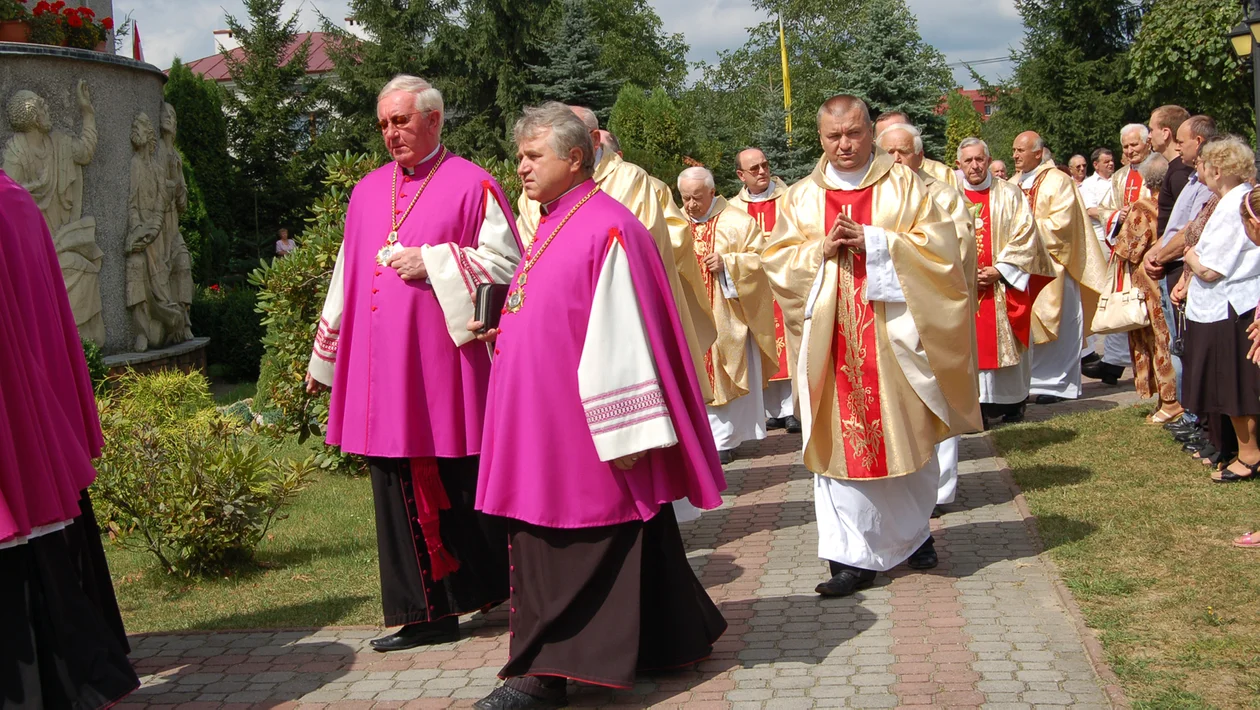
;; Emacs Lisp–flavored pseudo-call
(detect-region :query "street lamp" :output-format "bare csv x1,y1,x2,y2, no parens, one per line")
1227,0,1260,148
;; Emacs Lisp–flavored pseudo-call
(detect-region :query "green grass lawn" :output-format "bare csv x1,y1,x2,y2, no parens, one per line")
106,435,382,632
994,405,1260,710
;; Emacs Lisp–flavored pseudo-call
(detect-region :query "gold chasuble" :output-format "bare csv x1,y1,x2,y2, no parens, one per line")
1097,164,1151,238
963,179,1056,369
689,198,779,406
728,177,793,382
517,151,716,397
920,158,961,191
1018,162,1109,344
918,169,981,391
763,154,981,482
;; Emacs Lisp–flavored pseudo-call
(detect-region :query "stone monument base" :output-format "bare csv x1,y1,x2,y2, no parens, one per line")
102,337,209,377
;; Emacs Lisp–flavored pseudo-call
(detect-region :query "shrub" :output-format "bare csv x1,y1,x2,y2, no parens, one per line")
81,337,107,390
94,370,316,576
476,156,522,205
250,151,377,476
191,284,265,382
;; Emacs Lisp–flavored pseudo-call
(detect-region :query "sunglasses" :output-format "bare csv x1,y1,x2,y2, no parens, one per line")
376,110,432,132
740,162,770,173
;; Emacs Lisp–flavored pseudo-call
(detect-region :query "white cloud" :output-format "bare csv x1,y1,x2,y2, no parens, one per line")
120,0,1023,88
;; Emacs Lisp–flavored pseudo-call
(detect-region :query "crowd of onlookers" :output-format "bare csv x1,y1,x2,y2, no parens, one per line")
1061,108,1260,548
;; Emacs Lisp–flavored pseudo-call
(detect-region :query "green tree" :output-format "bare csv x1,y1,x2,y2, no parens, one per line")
164,58,236,235
1128,0,1254,139
527,0,617,120
222,0,318,260
586,0,688,93
943,89,984,165
747,103,818,191
609,86,695,182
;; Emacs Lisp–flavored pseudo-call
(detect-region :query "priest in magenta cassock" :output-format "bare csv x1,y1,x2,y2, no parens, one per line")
956,138,1056,427
472,103,727,710
305,76,520,652
763,96,980,598
727,147,800,434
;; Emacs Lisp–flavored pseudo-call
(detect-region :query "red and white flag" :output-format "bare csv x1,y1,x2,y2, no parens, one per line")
132,22,143,62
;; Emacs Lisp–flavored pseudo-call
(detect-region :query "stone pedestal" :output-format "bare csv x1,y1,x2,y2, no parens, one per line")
102,337,210,377
0,42,166,355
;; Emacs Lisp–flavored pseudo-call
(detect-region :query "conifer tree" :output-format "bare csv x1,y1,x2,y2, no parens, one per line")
527,0,616,121
943,90,984,167
749,103,818,187
164,58,237,235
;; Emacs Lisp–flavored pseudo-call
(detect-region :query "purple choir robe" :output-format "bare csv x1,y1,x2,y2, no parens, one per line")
321,151,521,458
476,180,726,528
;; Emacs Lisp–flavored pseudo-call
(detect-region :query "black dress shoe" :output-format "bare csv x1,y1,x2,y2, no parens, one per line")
474,686,568,710
1081,352,1101,366
718,450,735,465
370,618,459,652
1003,403,1027,423
815,566,876,597
785,415,802,434
1182,440,1209,453
907,536,938,570
766,417,786,430
1033,395,1067,405
1174,431,1204,445
1081,359,1104,380
1098,362,1124,386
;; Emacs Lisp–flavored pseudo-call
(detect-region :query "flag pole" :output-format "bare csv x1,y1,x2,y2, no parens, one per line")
779,16,793,143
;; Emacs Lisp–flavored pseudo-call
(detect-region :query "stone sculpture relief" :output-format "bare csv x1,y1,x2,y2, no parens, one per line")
126,111,186,352
2,80,105,344
160,103,194,340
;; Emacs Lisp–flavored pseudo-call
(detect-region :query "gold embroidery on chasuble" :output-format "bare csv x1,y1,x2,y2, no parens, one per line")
743,200,791,381
825,187,887,479
691,215,720,390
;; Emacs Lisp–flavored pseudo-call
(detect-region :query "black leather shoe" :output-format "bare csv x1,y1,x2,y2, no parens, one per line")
474,686,568,710
815,567,876,597
1081,352,1101,366
1165,417,1195,432
1174,430,1204,445
1003,403,1027,423
370,618,459,652
1182,440,1209,454
1167,422,1199,437
785,416,802,434
907,536,938,570
1098,362,1124,386
1081,359,1104,380
719,450,735,465
766,417,786,430
1033,395,1067,405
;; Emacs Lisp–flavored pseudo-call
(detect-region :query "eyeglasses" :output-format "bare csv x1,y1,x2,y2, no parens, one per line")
376,110,431,132
740,162,770,174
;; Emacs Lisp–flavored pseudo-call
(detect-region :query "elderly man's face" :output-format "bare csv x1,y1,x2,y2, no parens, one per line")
517,129,582,204
820,109,874,172
1068,156,1086,182
679,178,716,220
959,145,991,186
989,160,1008,180
1121,129,1150,167
377,91,441,169
736,149,771,193
878,128,922,171
1011,133,1045,174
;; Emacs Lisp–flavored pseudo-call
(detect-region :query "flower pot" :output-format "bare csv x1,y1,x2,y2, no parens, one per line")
94,40,104,52
0,20,32,43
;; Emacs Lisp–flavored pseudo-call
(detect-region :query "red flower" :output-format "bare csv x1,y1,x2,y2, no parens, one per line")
51,0,65,9
102,16,113,30
209,284,222,292
66,11,82,27
79,6,93,17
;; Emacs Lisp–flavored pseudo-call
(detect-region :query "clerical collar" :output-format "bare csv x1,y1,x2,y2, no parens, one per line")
399,144,443,176
541,180,590,215
1019,169,1038,189
966,173,993,191
747,184,775,202
686,198,719,224
593,147,604,169
824,156,873,190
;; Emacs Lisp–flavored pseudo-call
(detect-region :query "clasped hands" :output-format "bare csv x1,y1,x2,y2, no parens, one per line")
976,266,1001,289
702,252,725,274
822,213,865,259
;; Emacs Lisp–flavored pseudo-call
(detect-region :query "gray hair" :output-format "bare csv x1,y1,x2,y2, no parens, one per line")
1137,153,1169,191
875,122,923,155
956,137,990,162
378,75,445,126
513,101,596,172
677,166,715,191
1120,123,1150,143
570,106,598,131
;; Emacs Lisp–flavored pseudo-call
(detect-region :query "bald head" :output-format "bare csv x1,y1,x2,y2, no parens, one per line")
818,95,871,126
1012,131,1046,174
873,110,911,137
735,147,771,193
569,106,598,131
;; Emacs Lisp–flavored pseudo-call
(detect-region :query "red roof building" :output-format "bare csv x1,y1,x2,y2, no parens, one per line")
937,88,996,119
178,30,337,88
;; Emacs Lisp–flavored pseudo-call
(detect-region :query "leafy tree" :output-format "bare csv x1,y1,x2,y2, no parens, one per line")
222,0,319,260
316,0,455,159
164,59,236,235
747,103,819,191
1128,0,1254,139
609,86,696,183
943,89,984,166
527,0,617,121
586,0,688,93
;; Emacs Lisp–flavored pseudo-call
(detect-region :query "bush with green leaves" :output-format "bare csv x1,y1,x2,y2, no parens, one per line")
250,151,377,475
191,284,265,382
93,369,315,576
81,337,107,390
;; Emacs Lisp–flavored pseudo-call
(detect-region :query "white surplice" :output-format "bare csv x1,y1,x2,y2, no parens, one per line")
764,380,794,419
706,336,768,451
1029,274,1084,399
935,436,959,505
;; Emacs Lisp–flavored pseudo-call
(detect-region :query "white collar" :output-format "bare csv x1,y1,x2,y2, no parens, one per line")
747,184,774,202
965,173,993,191
1019,170,1038,188
399,144,442,176
686,197,719,224
824,156,873,191
540,181,588,215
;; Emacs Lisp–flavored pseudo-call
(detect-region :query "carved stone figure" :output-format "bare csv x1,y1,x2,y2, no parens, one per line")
2,81,105,344
125,112,184,352
159,103,194,340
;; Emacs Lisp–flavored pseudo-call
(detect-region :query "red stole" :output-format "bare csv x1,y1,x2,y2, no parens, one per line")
1122,167,1142,207
966,187,1038,370
826,187,887,479
692,215,720,390
746,199,791,381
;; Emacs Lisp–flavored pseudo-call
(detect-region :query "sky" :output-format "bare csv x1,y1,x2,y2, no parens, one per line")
115,0,1025,88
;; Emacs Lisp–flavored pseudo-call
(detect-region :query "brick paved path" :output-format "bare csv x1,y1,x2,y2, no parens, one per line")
120,382,1143,709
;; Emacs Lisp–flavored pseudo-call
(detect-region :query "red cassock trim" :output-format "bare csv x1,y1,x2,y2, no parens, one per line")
826,187,887,479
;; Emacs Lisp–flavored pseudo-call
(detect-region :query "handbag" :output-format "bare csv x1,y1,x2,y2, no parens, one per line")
474,283,509,333
1170,304,1187,358
1092,256,1151,334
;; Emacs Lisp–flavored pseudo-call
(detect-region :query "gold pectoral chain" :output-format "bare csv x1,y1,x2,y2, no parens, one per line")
377,148,447,266
505,186,601,313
